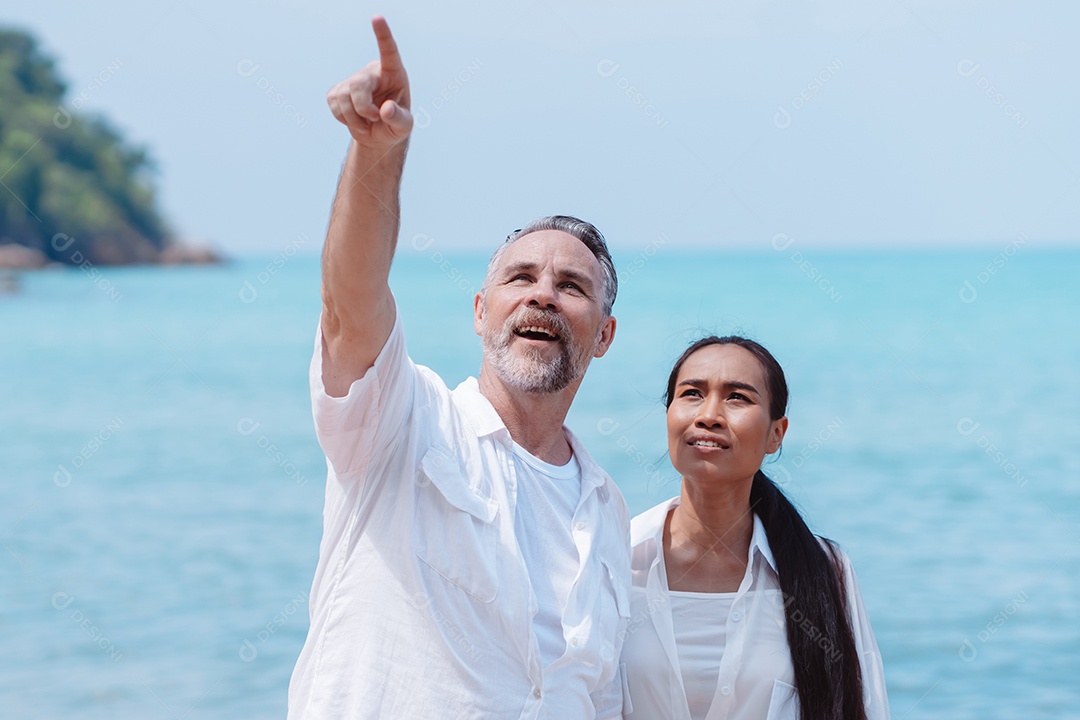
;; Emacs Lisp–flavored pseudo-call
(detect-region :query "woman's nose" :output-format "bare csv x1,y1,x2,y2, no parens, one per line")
694,397,725,428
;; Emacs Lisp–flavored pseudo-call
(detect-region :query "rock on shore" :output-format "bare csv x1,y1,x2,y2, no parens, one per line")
0,241,223,270
0,244,49,269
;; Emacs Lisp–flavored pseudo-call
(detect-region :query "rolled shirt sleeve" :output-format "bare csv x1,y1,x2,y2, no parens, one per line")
309,300,415,480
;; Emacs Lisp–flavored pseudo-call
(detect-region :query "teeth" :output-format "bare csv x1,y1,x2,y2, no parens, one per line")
520,325,555,337
692,440,721,447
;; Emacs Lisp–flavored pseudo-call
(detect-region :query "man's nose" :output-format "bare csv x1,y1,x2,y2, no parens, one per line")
527,276,560,311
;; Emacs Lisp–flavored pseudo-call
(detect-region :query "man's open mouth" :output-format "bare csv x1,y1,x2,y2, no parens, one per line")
514,325,561,342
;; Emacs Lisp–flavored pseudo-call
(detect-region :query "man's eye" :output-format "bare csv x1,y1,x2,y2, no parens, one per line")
679,389,701,398
729,393,749,402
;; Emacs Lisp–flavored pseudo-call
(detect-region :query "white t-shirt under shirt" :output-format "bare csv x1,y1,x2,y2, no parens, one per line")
511,442,583,667
669,591,735,720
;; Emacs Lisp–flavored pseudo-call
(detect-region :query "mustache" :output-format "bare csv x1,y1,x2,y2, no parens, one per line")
506,307,571,341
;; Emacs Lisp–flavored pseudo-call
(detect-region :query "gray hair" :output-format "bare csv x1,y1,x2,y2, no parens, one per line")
480,215,618,316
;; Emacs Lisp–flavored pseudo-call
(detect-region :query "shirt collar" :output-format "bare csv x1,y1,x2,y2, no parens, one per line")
565,426,610,495
451,377,612,497
452,377,508,439
639,496,779,575
748,512,779,574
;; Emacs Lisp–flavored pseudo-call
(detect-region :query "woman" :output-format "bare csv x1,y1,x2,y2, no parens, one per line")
621,336,889,719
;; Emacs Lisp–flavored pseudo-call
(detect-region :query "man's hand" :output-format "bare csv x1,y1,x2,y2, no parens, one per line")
327,16,413,148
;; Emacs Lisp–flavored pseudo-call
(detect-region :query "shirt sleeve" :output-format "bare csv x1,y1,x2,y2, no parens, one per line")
836,549,892,720
309,299,416,479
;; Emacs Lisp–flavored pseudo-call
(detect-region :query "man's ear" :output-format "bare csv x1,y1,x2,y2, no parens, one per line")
473,292,485,336
592,315,616,359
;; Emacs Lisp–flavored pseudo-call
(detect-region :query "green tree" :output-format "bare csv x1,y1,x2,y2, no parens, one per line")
0,28,172,264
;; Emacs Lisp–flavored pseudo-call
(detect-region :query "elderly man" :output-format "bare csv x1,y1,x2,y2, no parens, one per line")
287,17,631,720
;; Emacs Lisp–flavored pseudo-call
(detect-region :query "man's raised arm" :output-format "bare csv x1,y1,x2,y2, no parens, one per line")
320,16,413,398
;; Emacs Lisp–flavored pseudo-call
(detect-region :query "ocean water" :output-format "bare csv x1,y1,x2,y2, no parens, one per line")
2,245,1078,718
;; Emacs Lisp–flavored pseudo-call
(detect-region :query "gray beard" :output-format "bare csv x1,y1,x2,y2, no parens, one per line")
481,309,591,395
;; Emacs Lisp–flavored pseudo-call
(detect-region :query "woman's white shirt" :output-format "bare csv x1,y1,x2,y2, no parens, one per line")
621,497,890,720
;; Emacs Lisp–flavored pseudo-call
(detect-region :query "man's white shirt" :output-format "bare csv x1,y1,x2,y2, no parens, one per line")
287,303,632,719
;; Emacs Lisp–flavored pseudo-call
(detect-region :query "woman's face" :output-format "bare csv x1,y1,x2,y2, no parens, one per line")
667,344,788,486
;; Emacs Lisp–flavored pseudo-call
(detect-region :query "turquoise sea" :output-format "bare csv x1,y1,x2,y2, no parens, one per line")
2,245,1078,718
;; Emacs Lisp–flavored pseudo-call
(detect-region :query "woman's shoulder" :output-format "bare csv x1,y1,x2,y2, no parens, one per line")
813,535,855,574
814,534,840,551
629,496,679,546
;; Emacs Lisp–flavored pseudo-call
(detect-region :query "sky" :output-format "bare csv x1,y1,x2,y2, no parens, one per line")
4,0,1078,256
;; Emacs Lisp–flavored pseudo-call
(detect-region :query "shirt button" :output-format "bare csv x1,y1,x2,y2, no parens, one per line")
571,637,582,647
575,521,585,531
533,688,542,699
721,685,732,696
731,611,742,622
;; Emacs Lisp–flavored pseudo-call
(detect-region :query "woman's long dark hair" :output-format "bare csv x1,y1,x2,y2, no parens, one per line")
665,336,867,720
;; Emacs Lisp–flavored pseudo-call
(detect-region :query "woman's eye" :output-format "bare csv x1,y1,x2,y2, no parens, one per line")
679,389,701,398
729,393,749,402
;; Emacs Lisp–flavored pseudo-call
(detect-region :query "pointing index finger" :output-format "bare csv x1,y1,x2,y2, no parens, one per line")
371,16,404,73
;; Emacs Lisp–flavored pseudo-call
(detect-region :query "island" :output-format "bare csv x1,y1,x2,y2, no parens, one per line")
0,28,221,270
